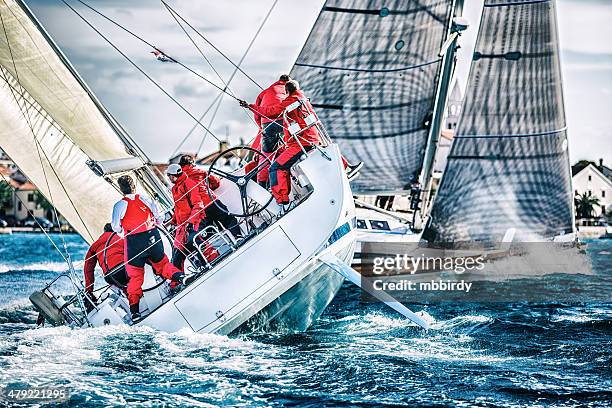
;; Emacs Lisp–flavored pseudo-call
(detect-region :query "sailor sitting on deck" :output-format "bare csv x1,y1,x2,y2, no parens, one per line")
112,175,183,320
82,223,128,311
240,80,321,205
177,155,241,238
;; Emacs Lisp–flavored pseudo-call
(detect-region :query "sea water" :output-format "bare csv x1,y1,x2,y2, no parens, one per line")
0,233,610,406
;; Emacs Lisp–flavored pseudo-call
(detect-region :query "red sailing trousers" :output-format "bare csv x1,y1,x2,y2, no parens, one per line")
269,144,308,204
124,228,179,306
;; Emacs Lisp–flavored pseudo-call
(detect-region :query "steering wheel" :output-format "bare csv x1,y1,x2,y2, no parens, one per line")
207,146,274,218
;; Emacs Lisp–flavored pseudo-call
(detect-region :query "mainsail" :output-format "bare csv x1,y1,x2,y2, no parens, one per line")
424,0,574,243
290,0,454,194
0,0,170,243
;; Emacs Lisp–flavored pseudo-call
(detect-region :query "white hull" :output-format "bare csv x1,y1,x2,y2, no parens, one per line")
84,145,357,334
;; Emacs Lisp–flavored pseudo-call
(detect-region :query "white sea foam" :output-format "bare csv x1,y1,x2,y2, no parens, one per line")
0,260,83,273
550,310,606,323
551,314,598,323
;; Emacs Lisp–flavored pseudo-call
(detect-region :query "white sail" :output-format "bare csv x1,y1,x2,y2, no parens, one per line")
0,0,169,243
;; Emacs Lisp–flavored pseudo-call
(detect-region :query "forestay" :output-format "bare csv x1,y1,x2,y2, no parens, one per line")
0,0,170,243
290,0,453,194
424,0,574,243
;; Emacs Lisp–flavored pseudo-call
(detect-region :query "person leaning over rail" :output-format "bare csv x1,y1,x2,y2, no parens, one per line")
111,175,183,320
82,223,128,311
250,74,290,187
240,80,321,205
240,82,362,194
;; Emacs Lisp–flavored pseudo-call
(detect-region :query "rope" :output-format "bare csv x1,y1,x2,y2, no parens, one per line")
164,0,277,157
159,0,263,91
60,0,227,145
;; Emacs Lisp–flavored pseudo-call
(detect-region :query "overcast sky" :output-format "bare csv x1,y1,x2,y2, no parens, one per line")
26,0,612,165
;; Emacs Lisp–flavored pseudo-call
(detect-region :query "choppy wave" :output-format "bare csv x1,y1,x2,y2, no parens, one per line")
0,260,83,273
0,234,610,406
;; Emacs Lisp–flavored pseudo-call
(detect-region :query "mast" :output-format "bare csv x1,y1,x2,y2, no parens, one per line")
423,0,575,244
415,0,465,228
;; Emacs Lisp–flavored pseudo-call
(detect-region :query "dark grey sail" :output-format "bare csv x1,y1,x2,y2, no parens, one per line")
424,0,574,243
290,0,454,194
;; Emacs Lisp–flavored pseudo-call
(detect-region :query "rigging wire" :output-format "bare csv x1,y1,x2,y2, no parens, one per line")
159,0,263,91
60,0,227,145
161,0,278,156
61,0,274,159
63,0,285,159
63,0,269,158
169,91,223,158
194,0,279,156
0,172,68,263
67,0,240,101
161,1,232,97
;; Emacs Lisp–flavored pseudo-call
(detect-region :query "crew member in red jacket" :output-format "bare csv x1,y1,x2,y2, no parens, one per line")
250,75,290,186
241,80,320,204
167,163,205,270
111,175,182,320
82,223,127,310
177,155,241,238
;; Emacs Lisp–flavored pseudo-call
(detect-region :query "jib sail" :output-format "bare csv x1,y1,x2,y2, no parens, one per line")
424,0,574,243
0,0,171,243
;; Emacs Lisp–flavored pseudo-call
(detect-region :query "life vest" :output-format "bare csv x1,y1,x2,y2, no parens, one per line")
171,173,204,228
284,97,319,137
121,195,155,234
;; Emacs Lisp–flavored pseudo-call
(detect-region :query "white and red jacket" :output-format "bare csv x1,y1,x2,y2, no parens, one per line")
111,194,162,235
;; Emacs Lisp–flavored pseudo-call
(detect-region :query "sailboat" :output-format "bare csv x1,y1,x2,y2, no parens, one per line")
295,0,576,274
291,0,467,259
2,0,432,333
423,0,576,246
0,0,361,334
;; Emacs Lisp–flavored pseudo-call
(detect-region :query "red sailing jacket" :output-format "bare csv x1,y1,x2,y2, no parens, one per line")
83,231,124,293
172,173,205,227
250,90,320,147
172,173,206,249
181,164,220,207
252,80,288,126
121,195,156,234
